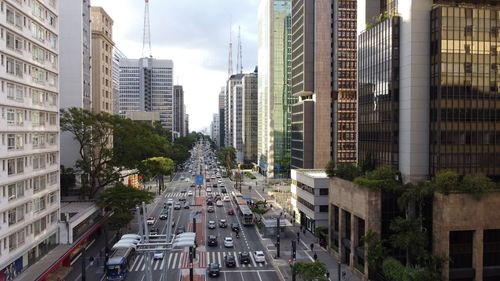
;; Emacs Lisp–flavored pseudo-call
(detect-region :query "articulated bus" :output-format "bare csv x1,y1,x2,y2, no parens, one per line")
106,247,136,281
231,191,254,225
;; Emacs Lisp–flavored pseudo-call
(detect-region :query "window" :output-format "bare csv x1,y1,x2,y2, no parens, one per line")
49,113,56,125
6,57,14,75
48,172,57,185
33,154,45,170
48,153,57,165
319,205,329,213
33,196,46,213
48,192,56,205
7,159,15,175
7,184,16,201
33,176,45,193
50,211,57,224
16,158,23,174
319,188,329,196
6,83,15,99
17,229,25,246
8,209,16,226
8,233,16,251
7,134,15,150
33,217,46,236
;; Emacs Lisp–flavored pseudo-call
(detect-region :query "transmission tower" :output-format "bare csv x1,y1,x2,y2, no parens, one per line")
228,25,233,77
142,0,152,58
237,26,243,74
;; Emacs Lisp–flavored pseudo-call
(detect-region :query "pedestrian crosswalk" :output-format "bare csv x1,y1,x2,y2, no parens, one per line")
165,192,225,198
200,251,268,268
128,251,267,272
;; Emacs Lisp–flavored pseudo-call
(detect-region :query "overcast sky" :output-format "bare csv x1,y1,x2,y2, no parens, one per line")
92,0,259,132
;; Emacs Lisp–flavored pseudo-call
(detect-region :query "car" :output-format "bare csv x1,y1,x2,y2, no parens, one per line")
174,203,181,210
254,251,266,263
183,202,190,209
207,200,213,206
159,212,168,219
166,198,174,206
147,217,155,225
231,223,240,232
239,252,250,264
224,254,236,267
121,234,141,241
207,235,218,247
208,220,216,229
223,196,230,202
224,237,234,248
206,188,212,193
214,194,221,201
185,178,190,182
207,206,215,213
180,176,185,180
176,226,186,235
221,188,227,194
207,263,220,277
226,208,234,215
212,183,218,188
187,191,193,196
119,238,139,245
180,190,187,194
149,228,159,235
218,179,222,183
178,197,186,202
219,219,227,228
190,183,196,187
216,200,223,207
112,242,136,250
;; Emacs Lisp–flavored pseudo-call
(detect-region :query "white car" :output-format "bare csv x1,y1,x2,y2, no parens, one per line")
254,251,266,263
112,242,137,250
224,237,234,248
208,220,216,229
121,234,141,241
147,217,156,225
119,238,139,245
187,191,193,196
217,179,222,183
223,196,230,202
167,198,174,206
216,200,223,207
185,178,190,182
153,249,164,260
206,188,212,193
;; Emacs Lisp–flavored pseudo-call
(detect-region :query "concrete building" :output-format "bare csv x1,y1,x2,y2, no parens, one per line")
257,0,293,178
242,70,258,164
0,0,60,276
59,0,91,168
184,114,189,136
211,113,220,145
173,85,185,137
290,0,332,171
331,0,357,164
218,88,226,148
125,111,160,126
118,57,174,131
225,74,244,151
90,6,114,114
232,84,244,162
290,170,330,233
112,48,126,115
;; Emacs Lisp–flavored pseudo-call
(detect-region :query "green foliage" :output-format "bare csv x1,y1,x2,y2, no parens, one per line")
244,171,256,179
60,165,76,190
292,261,328,281
218,146,237,171
354,166,400,192
107,211,134,231
139,157,174,179
315,226,328,245
433,170,498,199
97,183,154,213
325,161,361,181
360,153,377,173
250,207,270,214
325,160,335,178
389,217,428,264
382,257,427,281
362,230,387,272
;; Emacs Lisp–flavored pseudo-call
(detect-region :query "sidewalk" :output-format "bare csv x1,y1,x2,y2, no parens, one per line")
239,171,360,281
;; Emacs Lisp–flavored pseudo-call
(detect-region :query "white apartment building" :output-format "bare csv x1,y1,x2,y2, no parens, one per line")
0,0,60,276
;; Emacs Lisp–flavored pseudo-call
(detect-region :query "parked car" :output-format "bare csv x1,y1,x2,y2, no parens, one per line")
153,249,164,260
254,251,266,263
183,202,190,209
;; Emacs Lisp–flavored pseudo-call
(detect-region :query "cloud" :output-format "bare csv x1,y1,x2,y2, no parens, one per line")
91,0,258,131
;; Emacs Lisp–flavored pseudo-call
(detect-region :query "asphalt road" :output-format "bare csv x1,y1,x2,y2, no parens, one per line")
76,141,281,281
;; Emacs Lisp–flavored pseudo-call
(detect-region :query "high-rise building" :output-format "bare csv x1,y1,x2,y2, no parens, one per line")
225,74,244,149
232,83,244,162
0,0,60,274
184,113,189,135
211,113,220,145
242,69,259,164
290,0,332,170
218,88,226,148
59,0,91,168
112,48,126,115
90,7,114,114
331,0,357,164
173,85,185,137
258,0,293,178
118,57,174,131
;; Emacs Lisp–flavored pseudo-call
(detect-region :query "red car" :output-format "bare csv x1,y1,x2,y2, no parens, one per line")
227,208,234,215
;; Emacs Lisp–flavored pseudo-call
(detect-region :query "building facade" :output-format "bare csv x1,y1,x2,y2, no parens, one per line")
224,74,244,150
173,85,185,137
218,88,225,148
0,0,60,276
90,6,114,114
211,113,220,146
59,0,91,168
331,0,357,164
257,0,292,178
232,84,244,162
290,0,332,171
112,47,126,115
242,70,258,164
118,57,174,130
184,113,189,136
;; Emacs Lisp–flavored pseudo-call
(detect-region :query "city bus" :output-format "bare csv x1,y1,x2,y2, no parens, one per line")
106,247,136,281
238,205,254,225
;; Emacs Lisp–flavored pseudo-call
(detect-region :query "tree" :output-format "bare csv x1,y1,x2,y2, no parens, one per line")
60,108,118,199
461,173,496,200
218,146,236,172
389,217,428,266
354,166,400,192
433,170,460,195
325,160,335,178
292,261,328,281
98,183,154,230
139,157,174,193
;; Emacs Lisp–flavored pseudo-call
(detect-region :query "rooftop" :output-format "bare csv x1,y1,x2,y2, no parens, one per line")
295,169,328,178
60,200,98,223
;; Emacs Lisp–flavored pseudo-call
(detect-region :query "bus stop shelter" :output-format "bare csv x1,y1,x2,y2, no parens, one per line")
261,217,293,238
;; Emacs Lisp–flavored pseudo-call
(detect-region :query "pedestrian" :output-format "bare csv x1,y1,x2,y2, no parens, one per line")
303,228,306,235
280,211,283,217
313,252,318,261
296,232,300,242
310,243,314,252
89,256,94,266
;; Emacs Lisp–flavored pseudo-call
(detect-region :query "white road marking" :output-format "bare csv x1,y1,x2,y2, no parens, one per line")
234,251,240,267
219,270,276,273
133,255,144,271
257,271,263,281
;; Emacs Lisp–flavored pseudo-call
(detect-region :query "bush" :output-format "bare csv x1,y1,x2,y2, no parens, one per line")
354,166,400,192
244,171,256,179
433,170,497,199
325,160,361,181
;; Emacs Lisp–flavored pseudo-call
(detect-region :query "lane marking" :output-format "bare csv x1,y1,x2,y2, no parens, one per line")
257,271,263,281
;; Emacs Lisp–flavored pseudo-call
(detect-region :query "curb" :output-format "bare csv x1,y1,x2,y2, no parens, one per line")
254,225,286,281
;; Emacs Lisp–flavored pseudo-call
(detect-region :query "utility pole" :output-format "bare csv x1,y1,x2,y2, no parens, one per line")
142,202,152,281
81,246,86,281
276,217,280,258
338,261,341,281
189,246,194,281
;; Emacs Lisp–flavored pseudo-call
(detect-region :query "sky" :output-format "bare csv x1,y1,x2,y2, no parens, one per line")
92,0,259,132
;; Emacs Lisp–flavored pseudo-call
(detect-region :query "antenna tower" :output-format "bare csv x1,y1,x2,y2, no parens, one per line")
228,25,233,77
237,26,243,74
142,0,152,58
